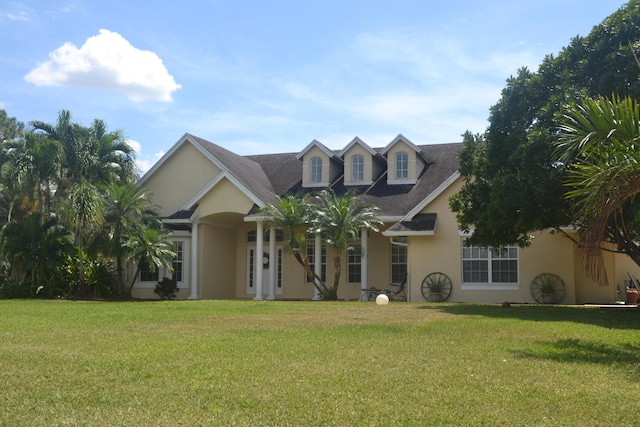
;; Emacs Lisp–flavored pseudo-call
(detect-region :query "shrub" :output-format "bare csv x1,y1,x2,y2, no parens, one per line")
153,277,179,300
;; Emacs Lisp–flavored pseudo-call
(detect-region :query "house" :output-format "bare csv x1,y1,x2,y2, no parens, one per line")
132,133,634,303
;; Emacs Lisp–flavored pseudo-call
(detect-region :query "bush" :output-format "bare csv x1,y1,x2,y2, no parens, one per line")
0,277,34,299
154,277,179,300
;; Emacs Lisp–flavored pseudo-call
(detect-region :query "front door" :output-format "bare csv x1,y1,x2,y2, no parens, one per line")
246,246,282,295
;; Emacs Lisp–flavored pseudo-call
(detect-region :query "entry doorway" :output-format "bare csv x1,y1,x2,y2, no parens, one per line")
246,246,283,295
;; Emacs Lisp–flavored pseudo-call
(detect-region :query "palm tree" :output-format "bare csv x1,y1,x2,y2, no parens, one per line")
86,119,135,185
94,183,161,296
313,189,381,300
124,224,175,298
0,212,70,294
261,193,323,293
556,94,640,284
65,180,104,297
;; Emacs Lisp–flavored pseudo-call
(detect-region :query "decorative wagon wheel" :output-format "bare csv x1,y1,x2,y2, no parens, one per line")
421,272,452,302
530,273,565,304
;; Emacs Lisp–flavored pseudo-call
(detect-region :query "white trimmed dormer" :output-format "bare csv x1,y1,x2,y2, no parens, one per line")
296,139,343,188
338,137,382,186
380,134,429,185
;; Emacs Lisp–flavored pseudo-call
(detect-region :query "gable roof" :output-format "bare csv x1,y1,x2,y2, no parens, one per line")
139,134,463,223
379,133,430,164
338,136,378,158
295,139,342,163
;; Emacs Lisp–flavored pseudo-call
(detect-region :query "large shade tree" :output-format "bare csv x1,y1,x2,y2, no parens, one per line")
450,1,640,271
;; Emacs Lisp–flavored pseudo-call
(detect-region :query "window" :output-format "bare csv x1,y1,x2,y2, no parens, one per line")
306,238,326,283
247,229,284,242
351,154,364,182
396,152,408,179
462,238,518,284
139,260,159,282
310,157,323,183
171,242,183,282
348,244,361,283
391,244,407,284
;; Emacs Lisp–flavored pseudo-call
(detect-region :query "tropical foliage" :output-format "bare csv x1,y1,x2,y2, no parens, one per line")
450,1,640,283
0,109,172,299
555,95,640,284
262,189,381,300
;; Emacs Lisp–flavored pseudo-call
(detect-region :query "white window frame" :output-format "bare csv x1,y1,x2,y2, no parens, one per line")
351,154,364,182
347,243,362,284
305,239,326,283
391,244,407,284
460,238,519,291
310,157,323,183
395,152,408,179
135,238,190,289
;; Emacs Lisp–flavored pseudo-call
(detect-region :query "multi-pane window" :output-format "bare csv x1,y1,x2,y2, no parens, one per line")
310,157,323,183
391,244,407,284
139,260,159,282
462,238,518,284
348,244,362,283
306,238,327,283
396,152,408,179
351,154,364,182
172,241,183,282
247,229,284,242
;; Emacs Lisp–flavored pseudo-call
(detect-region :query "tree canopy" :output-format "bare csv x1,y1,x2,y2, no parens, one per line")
450,1,640,258
0,109,170,299
261,189,381,300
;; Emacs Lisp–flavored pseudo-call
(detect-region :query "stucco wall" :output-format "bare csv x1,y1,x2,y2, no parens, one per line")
385,140,422,182
343,144,375,185
199,223,237,299
141,141,222,216
198,177,255,218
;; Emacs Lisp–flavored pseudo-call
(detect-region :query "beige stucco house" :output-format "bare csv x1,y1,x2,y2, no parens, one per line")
132,133,634,304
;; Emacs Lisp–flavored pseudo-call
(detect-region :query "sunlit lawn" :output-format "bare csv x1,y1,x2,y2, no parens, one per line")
1,299,639,426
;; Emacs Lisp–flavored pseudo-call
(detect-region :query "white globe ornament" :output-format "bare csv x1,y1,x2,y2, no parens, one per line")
375,293,389,305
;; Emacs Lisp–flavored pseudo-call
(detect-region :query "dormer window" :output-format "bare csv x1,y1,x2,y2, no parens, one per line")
310,157,323,183
351,154,364,182
396,152,408,179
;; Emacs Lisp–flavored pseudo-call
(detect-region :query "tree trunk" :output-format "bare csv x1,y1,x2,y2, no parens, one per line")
294,252,326,294
127,265,141,298
75,233,87,299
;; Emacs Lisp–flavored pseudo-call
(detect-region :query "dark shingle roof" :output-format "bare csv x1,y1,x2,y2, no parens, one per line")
385,213,437,233
184,135,462,219
189,134,278,205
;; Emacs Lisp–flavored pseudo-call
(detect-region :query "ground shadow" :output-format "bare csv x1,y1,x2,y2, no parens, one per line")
417,303,640,330
512,338,640,373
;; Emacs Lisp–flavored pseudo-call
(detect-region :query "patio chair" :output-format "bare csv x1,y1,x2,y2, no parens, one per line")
384,273,408,301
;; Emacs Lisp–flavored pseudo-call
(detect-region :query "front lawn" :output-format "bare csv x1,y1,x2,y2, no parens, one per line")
1,300,638,426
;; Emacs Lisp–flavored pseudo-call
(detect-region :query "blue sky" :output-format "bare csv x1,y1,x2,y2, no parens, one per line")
0,1,627,174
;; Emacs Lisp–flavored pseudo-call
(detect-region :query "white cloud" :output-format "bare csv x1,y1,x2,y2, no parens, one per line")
127,138,163,175
127,139,141,155
25,29,181,102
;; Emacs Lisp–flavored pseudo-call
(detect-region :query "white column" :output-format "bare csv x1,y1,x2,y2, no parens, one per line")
313,233,322,300
361,228,369,292
189,221,199,299
267,227,276,300
254,221,264,300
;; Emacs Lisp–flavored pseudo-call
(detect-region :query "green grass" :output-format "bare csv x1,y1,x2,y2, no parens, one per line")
1,300,639,426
